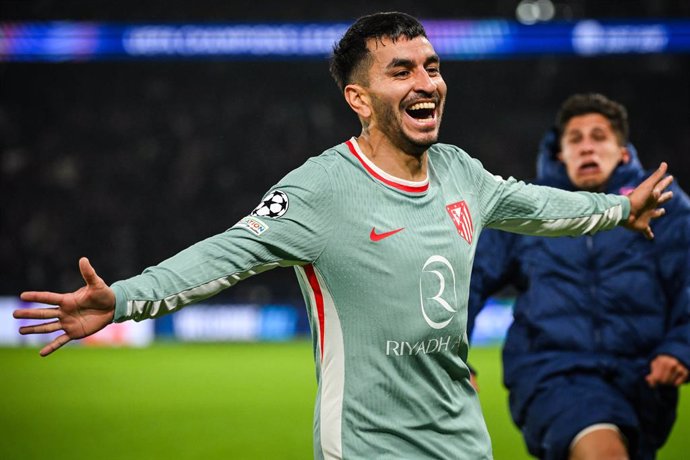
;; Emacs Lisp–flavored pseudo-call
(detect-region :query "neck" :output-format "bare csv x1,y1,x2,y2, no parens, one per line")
356,130,428,182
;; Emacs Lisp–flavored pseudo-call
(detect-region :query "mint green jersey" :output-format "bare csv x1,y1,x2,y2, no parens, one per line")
112,138,629,459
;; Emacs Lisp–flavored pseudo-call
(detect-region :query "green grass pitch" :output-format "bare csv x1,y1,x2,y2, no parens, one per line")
1,342,687,459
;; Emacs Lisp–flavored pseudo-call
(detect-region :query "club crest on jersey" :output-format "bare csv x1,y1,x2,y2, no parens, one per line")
251,190,289,218
446,201,473,244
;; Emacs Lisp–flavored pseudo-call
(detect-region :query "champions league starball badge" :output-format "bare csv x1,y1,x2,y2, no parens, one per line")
251,190,289,218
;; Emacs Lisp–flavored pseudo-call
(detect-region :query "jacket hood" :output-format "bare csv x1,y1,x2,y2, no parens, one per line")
535,126,645,194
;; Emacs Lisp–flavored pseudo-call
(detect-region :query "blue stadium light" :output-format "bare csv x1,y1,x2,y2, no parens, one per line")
1,19,689,61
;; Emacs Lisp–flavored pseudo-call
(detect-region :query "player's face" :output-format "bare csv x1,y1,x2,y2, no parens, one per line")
364,36,447,155
558,113,630,191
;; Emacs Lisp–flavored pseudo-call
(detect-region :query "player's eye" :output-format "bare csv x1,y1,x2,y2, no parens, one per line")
591,131,607,141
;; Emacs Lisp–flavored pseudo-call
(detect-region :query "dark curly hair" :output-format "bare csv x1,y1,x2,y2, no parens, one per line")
329,12,427,91
556,93,629,146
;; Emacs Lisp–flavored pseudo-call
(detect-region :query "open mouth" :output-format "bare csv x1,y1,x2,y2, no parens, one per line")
578,161,600,174
405,101,436,121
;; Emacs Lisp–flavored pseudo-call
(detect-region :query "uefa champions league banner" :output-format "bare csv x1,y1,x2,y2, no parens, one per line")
1,19,689,61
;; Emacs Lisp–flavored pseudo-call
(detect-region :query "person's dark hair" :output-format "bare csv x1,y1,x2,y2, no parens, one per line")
556,93,629,145
329,12,427,91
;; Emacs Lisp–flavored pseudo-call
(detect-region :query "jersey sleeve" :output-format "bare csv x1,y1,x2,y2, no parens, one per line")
468,156,630,236
111,158,334,322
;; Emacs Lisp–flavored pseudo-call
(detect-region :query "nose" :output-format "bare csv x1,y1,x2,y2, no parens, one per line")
578,138,596,156
414,68,437,94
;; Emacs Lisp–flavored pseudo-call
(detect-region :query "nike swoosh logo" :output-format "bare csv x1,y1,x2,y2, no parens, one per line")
370,227,405,242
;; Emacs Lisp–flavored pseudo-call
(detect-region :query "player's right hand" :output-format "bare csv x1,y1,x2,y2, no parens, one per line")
13,257,116,357
623,162,674,239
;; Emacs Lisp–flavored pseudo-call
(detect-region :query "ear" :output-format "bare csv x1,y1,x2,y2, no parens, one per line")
556,151,564,163
620,146,630,164
344,84,372,119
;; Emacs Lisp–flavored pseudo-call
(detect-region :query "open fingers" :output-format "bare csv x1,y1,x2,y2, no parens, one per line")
655,190,674,206
79,257,99,287
650,208,666,220
647,162,668,184
19,320,62,335
39,334,71,357
20,291,64,306
653,175,674,196
13,307,60,320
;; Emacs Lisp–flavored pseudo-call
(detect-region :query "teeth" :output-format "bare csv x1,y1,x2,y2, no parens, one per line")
408,102,436,111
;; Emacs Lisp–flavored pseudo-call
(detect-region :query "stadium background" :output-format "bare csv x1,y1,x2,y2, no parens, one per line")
1,1,689,459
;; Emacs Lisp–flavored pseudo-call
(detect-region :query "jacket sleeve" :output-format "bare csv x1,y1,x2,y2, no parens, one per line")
111,159,334,322
653,183,690,375
467,227,519,344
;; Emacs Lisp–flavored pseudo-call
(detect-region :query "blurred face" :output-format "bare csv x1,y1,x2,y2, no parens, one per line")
360,36,447,155
558,113,629,191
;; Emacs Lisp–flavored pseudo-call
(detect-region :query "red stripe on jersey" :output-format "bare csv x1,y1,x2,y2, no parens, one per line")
304,264,325,361
345,139,429,193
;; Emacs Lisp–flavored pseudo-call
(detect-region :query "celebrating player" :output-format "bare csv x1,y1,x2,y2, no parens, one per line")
469,93,689,460
15,13,674,460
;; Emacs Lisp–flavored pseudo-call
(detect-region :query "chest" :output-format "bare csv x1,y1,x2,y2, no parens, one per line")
335,179,478,270
315,181,480,337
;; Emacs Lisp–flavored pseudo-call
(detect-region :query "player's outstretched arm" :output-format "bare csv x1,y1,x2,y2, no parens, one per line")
13,257,116,357
622,162,674,239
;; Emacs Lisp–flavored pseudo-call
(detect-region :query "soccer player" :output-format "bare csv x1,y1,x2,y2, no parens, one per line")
15,14,674,460
468,93,690,460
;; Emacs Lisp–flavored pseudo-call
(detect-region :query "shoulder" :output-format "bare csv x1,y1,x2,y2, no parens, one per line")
667,181,690,212
429,143,473,163
429,143,504,193
309,146,345,171
642,178,690,250
661,181,690,232
430,143,494,172
428,143,485,177
275,147,344,189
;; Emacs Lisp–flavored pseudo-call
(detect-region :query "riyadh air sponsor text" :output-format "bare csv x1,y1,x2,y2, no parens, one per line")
386,335,463,356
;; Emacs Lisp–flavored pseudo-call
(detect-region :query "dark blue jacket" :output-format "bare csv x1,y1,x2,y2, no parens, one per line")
468,129,690,426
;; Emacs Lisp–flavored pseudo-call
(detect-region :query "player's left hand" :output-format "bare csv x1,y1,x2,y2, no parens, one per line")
645,354,689,387
623,162,674,239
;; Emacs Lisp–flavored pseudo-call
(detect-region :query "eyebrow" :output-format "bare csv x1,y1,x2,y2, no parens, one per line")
386,54,440,70
565,126,609,138
567,125,607,134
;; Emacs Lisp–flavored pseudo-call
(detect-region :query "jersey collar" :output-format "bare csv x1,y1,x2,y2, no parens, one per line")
345,137,429,194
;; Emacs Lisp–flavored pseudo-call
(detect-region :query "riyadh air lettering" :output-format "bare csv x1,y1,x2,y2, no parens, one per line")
386,335,464,356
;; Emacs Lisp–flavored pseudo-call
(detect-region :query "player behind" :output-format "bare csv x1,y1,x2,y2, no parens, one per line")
469,93,689,460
